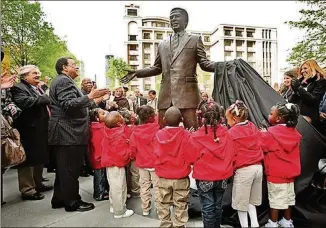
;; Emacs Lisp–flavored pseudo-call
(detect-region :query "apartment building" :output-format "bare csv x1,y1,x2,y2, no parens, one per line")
123,3,278,93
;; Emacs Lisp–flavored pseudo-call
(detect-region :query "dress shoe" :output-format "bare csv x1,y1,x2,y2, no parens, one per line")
65,201,95,212
51,202,65,209
21,192,45,201
36,184,54,192
94,192,109,201
42,177,49,182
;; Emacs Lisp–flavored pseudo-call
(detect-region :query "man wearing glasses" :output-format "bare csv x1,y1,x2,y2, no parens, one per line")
48,57,108,212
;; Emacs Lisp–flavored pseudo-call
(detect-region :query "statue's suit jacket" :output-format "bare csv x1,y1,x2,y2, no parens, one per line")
136,32,216,110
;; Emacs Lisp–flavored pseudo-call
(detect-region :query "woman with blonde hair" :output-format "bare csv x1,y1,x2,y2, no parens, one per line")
289,59,326,126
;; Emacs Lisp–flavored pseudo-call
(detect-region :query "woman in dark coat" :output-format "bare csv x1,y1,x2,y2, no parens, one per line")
11,65,53,201
289,59,326,127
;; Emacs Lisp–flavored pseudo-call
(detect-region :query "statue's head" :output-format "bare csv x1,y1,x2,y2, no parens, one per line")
170,7,188,33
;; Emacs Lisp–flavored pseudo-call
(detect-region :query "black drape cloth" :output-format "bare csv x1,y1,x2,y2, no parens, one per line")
205,59,326,226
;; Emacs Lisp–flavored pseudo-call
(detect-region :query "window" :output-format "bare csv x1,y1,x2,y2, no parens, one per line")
143,33,151,39
144,54,150,60
127,9,137,16
224,30,232,36
236,40,244,47
236,51,243,58
224,39,232,46
144,64,151,68
130,55,137,61
247,52,255,58
247,41,255,48
204,36,210,42
142,22,149,27
236,31,242,37
130,65,138,70
247,32,254,37
129,45,137,50
144,84,151,91
129,35,137,41
131,85,139,91
225,51,232,57
143,43,151,49
156,33,163,40
269,30,271,39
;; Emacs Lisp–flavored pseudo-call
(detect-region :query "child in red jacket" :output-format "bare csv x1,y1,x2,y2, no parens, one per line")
101,111,134,219
154,106,198,227
226,100,263,228
262,103,301,228
89,108,109,201
120,109,140,199
190,101,234,228
130,105,160,216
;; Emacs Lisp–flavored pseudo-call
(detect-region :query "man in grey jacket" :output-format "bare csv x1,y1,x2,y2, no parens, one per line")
48,57,107,212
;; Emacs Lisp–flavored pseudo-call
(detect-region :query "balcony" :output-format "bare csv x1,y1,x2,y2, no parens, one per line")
236,47,244,51
224,46,234,51
129,50,138,55
247,47,255,52
144,49,151,54
129,60,139,65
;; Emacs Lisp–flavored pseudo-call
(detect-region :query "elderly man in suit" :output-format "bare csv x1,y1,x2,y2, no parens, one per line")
11,65,53,201
48,57,107,212
121,7,217,129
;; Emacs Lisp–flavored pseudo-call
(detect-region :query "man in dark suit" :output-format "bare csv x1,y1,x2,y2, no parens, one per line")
48,57,107,212
121,7,217,129
134,88,147,108
11,65,53,201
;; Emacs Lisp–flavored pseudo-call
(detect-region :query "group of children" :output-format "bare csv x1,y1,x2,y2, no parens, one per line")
87,99,302,228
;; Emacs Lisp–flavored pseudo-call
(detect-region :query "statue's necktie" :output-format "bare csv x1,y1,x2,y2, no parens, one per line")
171,33,179,56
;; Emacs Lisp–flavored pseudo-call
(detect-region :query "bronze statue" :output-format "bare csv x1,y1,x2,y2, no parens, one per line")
120,7,217,129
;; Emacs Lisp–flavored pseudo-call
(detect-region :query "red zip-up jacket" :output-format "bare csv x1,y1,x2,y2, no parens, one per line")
154,127,198,179
101,125,131,168
130,122,160,169
228,121,263,170
89,122,105,169
261,125,302,183
189,125,234,181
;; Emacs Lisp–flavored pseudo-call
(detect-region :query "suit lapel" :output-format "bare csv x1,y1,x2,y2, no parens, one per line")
171,33,191,65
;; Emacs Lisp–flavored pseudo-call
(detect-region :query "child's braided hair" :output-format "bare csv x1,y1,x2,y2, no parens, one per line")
274,102,300,127
200,100,221,141
227,100,249,122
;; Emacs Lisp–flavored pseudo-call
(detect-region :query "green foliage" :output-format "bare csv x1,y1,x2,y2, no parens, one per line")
1,0,78,79
197,65,212,92
155,74,162,93
286,0,326,66
106,58,131,88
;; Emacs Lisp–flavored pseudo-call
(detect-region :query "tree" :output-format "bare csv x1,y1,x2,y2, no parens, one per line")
1,0,78,78
106,58,131,88
286,0,326,66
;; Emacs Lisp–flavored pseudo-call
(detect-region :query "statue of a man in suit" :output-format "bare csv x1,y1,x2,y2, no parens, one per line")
121,7,217,129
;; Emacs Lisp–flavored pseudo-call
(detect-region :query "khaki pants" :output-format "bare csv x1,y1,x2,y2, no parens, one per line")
107,166,127,216
157,177,190,228
127,160,140,196
18,165,44,195
139,168,159,213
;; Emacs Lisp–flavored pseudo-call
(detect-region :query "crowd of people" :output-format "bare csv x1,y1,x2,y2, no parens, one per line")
1,48,326,228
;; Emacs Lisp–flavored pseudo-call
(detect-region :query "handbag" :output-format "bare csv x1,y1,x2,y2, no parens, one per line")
1,114,26,168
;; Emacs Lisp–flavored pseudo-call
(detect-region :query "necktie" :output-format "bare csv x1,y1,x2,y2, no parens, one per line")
35,87,51,117
171,33,179,56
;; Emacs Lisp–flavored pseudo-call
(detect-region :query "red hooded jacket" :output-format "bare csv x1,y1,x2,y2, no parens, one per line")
89,122,105,169
154,127,198,179
189,125,234,181
101,125,131,168
228,121,263,170
261,125,302,183
130,122,160,169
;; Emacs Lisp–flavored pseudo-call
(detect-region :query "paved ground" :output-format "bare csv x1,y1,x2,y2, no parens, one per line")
1,169,214,227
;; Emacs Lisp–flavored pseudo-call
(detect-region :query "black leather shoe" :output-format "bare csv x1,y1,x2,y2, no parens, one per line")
21,192,45,201
94,192,109,201
51,202,65,209
42,177,49,182
65,201,95,212
36,184,54,192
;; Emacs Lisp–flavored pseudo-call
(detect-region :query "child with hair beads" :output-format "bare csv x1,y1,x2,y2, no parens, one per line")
262,103,301,228
154,106,198,228
89,108,110,201
130,105,160,216
190,101,234,228
101,111,134,219
120,109,140,199
226,100,263,228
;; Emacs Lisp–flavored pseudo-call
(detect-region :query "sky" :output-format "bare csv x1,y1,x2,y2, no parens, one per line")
40,1,305,87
